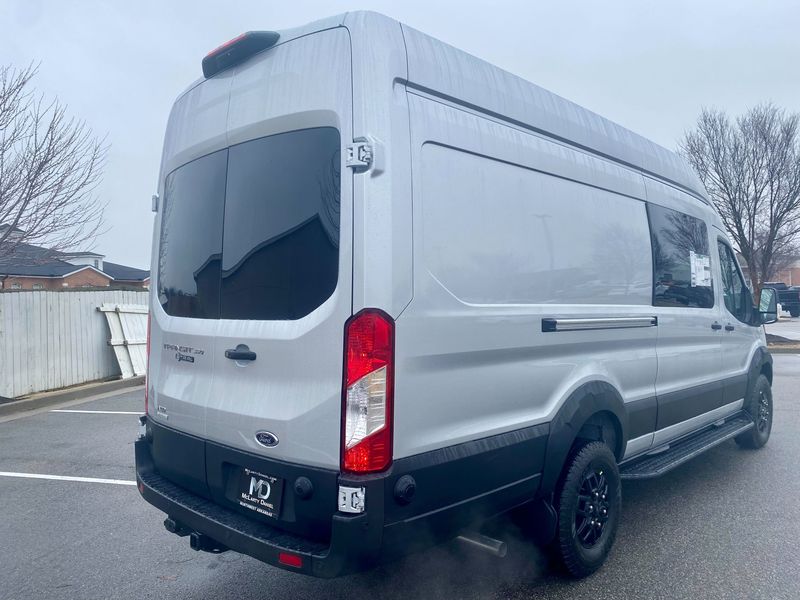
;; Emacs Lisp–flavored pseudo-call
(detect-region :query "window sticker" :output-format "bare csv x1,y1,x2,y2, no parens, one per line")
689,250,712,287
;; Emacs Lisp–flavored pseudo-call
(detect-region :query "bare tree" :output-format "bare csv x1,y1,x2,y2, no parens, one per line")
0,64,107,262
680,104,800,298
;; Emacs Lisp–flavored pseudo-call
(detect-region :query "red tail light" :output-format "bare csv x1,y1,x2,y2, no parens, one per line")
342,309,394,473
144,315,151,415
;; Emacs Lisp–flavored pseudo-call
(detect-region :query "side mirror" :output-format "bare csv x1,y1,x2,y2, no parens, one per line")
759,287,779,325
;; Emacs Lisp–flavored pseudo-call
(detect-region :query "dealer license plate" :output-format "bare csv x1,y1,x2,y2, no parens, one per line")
237,467,284,519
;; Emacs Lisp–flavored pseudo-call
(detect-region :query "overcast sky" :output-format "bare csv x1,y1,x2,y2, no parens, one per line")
2,0,798,269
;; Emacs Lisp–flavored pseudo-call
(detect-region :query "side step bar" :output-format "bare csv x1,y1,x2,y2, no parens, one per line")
620,412,753,480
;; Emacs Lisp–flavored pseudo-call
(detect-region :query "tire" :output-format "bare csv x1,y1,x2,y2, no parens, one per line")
790,306,800,318
553,441,621,578
735,374,773,449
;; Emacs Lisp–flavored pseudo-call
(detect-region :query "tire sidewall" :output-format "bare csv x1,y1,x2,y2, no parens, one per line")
557,442,621,575
750,375,773,446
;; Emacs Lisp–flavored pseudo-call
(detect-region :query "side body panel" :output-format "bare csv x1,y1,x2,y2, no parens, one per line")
394,91,659,460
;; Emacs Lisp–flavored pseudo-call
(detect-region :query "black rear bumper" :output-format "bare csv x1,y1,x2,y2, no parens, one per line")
135,417,548,578
137,441,372,576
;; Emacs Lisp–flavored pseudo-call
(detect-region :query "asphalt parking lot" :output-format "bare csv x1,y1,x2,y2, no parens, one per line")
766,316,800,341
1,356,799,600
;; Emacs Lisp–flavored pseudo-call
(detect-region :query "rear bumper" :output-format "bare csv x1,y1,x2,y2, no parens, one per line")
136,434,383,577
135,417,548,578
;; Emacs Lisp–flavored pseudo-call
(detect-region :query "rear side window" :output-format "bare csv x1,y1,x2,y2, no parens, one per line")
157,127,341,320
647,204,714,309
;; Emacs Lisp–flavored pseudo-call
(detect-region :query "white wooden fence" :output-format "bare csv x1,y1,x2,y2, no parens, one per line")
0,290,149,399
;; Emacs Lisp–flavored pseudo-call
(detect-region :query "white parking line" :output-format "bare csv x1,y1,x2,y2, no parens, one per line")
0,471,136,486
50,410,142,415
0,385,144,424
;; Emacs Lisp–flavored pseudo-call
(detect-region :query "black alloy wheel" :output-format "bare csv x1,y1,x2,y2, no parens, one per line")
574,466,611,548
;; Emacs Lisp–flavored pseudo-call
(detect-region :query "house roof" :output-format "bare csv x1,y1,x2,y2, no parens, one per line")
102,261,150,281
0,242,63,267
0,262,86,277
0,261,112,279
61,250,105,258
0,241,149,281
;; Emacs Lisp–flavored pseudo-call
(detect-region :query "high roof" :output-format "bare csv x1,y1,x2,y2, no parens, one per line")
171,11,708,204
347,12,705,202
386,12,708,202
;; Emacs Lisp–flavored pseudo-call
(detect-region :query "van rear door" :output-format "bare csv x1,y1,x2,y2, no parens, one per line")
205,29,353,470
153,27,352,478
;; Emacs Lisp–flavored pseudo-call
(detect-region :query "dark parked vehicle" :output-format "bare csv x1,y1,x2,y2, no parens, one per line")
764,282,800,317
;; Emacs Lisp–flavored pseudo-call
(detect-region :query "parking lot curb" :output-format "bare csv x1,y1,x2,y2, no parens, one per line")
0,377,145,418
768,346,800,354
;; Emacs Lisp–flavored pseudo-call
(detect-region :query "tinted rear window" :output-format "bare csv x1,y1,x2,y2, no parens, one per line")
158,127,341,320
158,149,226,319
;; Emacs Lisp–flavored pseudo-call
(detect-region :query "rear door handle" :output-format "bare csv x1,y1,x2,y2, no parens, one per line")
711,322,722,330
225,345,257,361
725,324,735,331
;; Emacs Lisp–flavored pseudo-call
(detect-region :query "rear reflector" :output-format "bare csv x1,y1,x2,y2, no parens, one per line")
342,309,394,473
202,31,280,78
278,552,303,568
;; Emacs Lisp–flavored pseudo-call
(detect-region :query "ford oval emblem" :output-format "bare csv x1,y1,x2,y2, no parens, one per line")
255,431,279,448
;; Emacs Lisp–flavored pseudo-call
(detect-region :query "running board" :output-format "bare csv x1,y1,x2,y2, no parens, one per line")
620,412,754,480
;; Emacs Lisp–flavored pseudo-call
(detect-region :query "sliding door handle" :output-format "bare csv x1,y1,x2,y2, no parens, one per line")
711,322,722,330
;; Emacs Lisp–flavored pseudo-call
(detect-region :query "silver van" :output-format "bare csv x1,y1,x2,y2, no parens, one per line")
136,11,779,578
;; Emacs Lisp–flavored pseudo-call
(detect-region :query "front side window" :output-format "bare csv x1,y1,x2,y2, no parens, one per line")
157,127,340,320
717,240,752,324
648,204,714,309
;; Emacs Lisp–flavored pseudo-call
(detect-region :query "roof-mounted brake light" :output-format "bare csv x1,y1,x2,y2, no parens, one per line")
202,31,280,79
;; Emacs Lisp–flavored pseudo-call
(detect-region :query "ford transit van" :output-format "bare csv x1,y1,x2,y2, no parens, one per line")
135,11,778,577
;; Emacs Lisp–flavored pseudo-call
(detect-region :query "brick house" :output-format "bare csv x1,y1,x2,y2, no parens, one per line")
772,260,800,287
737,253,800,288
0,225,149,291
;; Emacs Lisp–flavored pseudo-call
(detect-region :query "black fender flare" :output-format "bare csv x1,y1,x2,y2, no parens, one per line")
744,346,773,408
540,381,628,499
